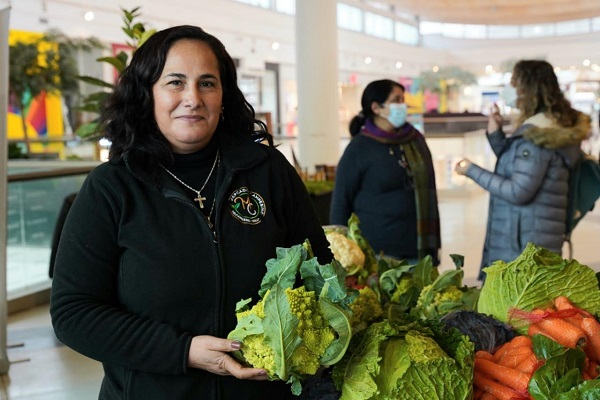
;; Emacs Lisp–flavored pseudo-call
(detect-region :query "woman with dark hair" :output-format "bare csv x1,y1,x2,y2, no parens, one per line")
330,79,441,265
50,25,332,400
455,59,591,280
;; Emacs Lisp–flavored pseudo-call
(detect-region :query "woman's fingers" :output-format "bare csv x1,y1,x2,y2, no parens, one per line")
222,357,269,380
188,335,269,380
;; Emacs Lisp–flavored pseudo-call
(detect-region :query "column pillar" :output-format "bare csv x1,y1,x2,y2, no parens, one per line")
0,0,12,374
294,0,339,172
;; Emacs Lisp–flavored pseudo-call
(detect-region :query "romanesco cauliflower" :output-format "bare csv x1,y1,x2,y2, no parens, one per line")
414,284,466,319
325,231,365,275
390,275,414,304
228,241,353,396
349,286,383,332
232,286,336,377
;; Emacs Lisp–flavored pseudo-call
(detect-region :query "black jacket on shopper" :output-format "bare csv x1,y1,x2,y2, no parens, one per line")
50,133,332,400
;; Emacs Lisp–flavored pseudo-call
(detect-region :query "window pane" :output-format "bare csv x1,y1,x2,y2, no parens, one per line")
364,0,390,12
395,22,418,45
464,24,487,39
275,0,295,15
442,23,464,38
521,23,555,37
420,21,442,35
556,19,590,35
233,0,271,8
337,3,363,32
488,25,520,39
593,17,600,31
365,12,394,40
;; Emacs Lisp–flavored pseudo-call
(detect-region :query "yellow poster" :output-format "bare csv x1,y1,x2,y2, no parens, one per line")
8,30,65,158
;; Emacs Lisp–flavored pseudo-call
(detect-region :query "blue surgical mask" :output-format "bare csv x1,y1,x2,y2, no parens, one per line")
384,103,407,128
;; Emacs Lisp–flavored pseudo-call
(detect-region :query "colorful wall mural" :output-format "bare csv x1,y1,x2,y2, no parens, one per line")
8,30,65,158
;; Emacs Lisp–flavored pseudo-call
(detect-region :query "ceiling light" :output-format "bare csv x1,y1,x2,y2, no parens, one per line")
83,11,95,21
582,59,591,67
395,61,403,69
432,65,439,72
271,42,280,51
364,57,372,64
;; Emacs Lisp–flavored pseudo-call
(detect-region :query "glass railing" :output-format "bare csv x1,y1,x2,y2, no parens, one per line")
6,161,100,300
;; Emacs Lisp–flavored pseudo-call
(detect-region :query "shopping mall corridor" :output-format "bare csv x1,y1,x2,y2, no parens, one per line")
2,189,599,399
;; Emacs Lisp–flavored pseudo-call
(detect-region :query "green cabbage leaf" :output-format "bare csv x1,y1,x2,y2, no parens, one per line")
477,243,600,332
332,318,474,400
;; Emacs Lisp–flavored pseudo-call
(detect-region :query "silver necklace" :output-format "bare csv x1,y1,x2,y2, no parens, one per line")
162,150,220,210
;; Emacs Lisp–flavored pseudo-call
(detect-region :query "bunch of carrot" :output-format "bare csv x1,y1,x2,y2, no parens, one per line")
473,335,538,400
521,295,600,380
474,295,600,399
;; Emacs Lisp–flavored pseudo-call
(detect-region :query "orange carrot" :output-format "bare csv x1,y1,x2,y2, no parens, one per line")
510,335,533,348
516,353,541,375
474,358,530,392
476,350,495,361
481,393,498,400
535,316,587,348
554,296,575,310
474,386,484,400
527,322,547,337
474,371,520,400
498,346,534,369
493,336,532,362
493,342,511,362
585,360,599,379
581,317,600,362
554,296,592,317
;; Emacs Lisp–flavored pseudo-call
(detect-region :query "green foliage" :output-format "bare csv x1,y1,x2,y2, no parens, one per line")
75,6,156,139
417,65,477,94
332,319,474,400
529,335,600,399
303,180,335,195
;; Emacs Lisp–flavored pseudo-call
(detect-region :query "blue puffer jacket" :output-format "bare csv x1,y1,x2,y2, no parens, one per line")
465,112,590,278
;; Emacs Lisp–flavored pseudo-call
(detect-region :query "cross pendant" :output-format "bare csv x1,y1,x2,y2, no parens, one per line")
194,193,207,209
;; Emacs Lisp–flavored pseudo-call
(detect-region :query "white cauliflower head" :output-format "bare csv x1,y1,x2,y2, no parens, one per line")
325,231,365,275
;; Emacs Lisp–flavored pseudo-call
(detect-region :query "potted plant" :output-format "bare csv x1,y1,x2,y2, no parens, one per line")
75,7,155,140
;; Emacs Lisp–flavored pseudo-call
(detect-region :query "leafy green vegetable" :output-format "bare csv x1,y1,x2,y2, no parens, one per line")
379,255,480,321
332,318,474,400
528,335,600,400
478,243,600,332
228,241,354,396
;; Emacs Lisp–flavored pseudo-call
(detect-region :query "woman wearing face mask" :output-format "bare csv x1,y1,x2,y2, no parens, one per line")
330,79,441,265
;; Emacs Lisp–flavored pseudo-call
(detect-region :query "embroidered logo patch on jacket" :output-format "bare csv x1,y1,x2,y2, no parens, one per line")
228,187,266,225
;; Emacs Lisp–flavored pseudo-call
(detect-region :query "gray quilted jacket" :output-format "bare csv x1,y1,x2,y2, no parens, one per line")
465,112,590,278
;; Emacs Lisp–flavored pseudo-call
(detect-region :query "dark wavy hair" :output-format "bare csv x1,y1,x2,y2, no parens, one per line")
512,59,580,128
349,79,405,136
100,25,272,168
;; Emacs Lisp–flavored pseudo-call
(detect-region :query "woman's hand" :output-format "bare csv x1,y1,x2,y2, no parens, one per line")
188,335,269,381
487,103,503,133
454,158,472,176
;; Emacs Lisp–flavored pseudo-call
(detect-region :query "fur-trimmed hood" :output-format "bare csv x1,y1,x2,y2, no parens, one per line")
520,111,591,167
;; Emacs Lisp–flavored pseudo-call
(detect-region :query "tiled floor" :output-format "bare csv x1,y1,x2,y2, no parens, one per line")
2,190,599,399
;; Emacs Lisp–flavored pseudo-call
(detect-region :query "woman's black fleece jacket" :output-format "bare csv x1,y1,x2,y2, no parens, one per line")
50,133,333,400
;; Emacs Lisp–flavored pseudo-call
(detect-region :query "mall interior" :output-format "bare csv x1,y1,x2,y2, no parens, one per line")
1,0,600,398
